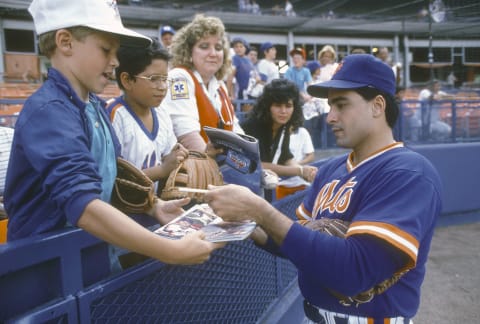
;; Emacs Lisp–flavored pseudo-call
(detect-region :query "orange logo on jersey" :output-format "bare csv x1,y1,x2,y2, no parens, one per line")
312,176,357,218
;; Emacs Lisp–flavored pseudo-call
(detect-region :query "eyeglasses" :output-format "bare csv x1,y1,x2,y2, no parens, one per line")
134,74,172,88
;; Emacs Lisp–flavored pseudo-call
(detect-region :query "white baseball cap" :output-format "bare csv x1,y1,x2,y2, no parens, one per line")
28,0,151,47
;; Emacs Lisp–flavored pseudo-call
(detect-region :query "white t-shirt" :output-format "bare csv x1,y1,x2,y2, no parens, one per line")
110,101,177,188
257,59,279,84
160,68,243,138
289,127,314,162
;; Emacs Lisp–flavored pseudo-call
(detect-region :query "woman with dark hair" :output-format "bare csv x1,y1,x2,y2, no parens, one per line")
241,78,317,187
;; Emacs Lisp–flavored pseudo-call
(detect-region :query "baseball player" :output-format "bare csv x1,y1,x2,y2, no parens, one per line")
205,54,443,322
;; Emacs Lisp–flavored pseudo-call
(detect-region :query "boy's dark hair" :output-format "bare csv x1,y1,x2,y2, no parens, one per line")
115,38,170,90
250,78,304,132
355,87,399,128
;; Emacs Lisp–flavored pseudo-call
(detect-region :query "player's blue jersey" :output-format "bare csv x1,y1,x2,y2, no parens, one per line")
291,142,442,317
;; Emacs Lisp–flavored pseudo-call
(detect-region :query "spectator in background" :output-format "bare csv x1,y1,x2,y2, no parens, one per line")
317,45,338,84
375,46,401,85
417,79,452,141
285,0,296,16
396,86,421,142
350,47,366,54
304,45,339,149
250,0,261,14
241,79,317,188
248,45,259,67
306,60,321,82
257,42,279,84
238,0,247,12
245,45,267,100
284,47,312,103
447,70,457,88
302,61,323,122
160,25,175,50
227,37,253,100
160,14,244,153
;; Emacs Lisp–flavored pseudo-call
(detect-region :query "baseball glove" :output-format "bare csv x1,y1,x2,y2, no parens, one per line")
301,217,408,307
160,151,224,203
111,157,156,214
302,217,350,238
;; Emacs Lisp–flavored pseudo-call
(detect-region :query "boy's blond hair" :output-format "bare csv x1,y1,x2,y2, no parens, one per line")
38,26,95,58
170,14,231,80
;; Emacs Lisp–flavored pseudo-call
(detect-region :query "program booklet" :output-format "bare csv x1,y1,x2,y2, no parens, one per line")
154,204,256,243
203,126,260,174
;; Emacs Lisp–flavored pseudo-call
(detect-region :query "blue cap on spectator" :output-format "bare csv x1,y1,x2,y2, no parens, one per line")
260,42,274,53
307,54,395,98
306,61,321,74
160,25,175,36
232,37,250,54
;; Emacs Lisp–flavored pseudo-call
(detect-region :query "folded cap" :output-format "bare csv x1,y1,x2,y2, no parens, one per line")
307,54,395,98
160,25,175,36
28,0,151,47
260,42,274,53
289,47,306,60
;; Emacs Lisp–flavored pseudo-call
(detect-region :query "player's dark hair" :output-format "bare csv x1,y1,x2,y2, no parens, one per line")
115,38,171,90
249,78,304,132
355,87,399,128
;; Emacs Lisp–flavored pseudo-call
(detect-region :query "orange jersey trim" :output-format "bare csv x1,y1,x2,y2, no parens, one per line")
347,220,419,268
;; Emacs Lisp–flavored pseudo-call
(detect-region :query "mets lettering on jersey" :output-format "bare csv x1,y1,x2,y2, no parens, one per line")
171,79,189,100
293,142,442,318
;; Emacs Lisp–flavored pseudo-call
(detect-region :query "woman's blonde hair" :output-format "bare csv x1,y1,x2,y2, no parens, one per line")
170,14,231,80
318,45,337,62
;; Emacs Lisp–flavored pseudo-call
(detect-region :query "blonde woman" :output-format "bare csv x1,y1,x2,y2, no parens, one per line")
160,14,244,152
317,45,339,83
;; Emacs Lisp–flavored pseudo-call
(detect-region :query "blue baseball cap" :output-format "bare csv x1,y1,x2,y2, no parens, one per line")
260,42,274,53
160,25,175,36
231,37,250,54
306,61,321,74
307,54,396,98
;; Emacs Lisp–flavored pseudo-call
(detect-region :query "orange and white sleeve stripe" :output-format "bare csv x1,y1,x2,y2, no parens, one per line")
347,221,419,268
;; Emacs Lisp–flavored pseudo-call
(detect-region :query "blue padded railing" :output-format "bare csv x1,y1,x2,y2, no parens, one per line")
0,228,110,323
0,184,308,323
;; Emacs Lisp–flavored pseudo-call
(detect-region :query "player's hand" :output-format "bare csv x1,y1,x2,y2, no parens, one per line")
151,197,191,225
205,184,267,223
173,231,226,265
301,165,318,183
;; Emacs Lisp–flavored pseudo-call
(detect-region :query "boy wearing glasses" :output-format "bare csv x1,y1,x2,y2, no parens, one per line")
107,39,188,192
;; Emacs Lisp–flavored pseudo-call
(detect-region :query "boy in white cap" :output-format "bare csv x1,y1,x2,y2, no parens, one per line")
5,0,223,267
